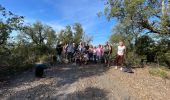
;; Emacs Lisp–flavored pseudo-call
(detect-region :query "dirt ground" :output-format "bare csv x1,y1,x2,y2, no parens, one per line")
0,64,170,100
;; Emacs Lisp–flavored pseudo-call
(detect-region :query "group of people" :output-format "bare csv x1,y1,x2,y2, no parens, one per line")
55,40,126,70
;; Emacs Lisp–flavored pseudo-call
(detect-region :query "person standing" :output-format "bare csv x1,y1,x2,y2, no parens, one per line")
67,42,74,63
115,41,126,70
88,45,94,62
56,42,63,63
73,43,77,54
96,45,103,63
78,42,85,64
63,43,68,59
85,43,89,51
103,42,111,65
93,46,97,63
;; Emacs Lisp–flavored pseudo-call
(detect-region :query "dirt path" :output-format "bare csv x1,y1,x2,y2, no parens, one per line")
0,64,170,100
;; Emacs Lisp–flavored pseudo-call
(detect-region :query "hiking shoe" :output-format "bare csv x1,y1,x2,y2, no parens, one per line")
120,67,123,71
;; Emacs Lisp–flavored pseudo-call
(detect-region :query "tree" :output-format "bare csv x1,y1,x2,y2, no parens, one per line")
44,26,57,47
57,25,73,44
19,21,57,47
57,23,92,44
82,33,93,44
110,23,135,50
135,35,154,55
101,0,170,35
65,25,73,43
0,5,24,46
73,23,83,44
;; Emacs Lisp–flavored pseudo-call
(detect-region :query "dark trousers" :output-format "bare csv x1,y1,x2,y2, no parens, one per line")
67,52,73,62
116,55,124,66
93,55,97,63
88,53,93,62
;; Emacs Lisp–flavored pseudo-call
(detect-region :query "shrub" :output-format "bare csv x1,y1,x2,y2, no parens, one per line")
39,55,51,63
125,51,142,67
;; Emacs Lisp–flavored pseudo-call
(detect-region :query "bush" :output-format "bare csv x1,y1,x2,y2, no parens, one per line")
156,50,170,68
0,64,34,78
39,55,51,63
125,51,142,67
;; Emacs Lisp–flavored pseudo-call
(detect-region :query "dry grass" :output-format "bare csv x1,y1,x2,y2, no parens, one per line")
149,67,169,79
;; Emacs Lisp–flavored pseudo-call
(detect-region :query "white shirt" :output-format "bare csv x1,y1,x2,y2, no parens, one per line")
117,46,126,56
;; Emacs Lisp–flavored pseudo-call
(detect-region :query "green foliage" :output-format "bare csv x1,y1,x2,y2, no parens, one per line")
39,55,51,63
57,23,92,44
109,31,142,66
0,5,24,46
73,23,83,44
135,35,155,55
0,5,93,79
102,0,170,34
125,51,142,66
19,21,57,47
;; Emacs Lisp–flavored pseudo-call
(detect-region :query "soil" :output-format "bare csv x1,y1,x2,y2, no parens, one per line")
0,64,170,100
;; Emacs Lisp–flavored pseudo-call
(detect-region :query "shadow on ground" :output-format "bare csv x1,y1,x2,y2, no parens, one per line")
57,87,109,100
1,64,111,99
7,85,109,100
49,64,110,87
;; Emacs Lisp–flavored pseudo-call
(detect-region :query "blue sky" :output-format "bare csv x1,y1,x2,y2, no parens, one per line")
0,0,117,45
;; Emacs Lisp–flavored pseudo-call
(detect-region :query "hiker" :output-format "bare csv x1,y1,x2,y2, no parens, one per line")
67,42,74,63
78,42,85,64
56,42,63,63
83,51,89,64
63,43,68,59
78,42,84,53
96,44,103,63
93,46,97,63
73,43,77,54
115,40,126,70
101,45,105,63
85,42,89,51
103,42,111,66
108,44,113,66
88,45,94,62
73,50,81,65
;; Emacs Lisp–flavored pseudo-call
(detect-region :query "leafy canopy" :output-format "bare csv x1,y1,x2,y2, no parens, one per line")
101,0,170,34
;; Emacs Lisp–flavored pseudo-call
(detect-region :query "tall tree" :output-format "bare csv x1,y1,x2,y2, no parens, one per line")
101,0,170,35
0,5,24,46
19,21,56,47
57,25,73,44
73,23,83,44
57,23,92,44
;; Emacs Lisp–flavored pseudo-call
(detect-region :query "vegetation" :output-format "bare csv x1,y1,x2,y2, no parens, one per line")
100,0,170,68
0,0,170,78
149,67,169,79
0,4,92,78
57,23,92,45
